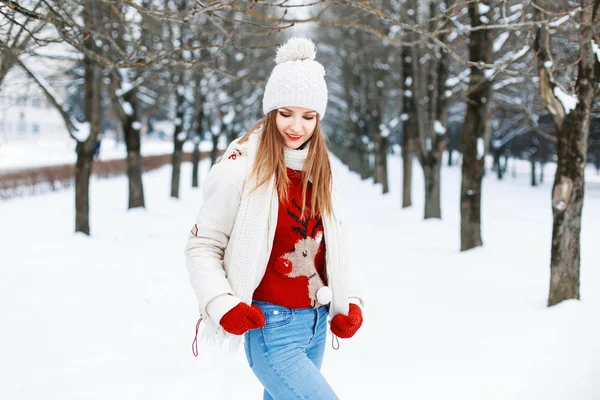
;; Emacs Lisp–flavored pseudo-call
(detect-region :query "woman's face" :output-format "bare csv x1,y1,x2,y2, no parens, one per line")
275,106,318,149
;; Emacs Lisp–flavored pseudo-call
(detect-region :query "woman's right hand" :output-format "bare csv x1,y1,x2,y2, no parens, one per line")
220,302,266,335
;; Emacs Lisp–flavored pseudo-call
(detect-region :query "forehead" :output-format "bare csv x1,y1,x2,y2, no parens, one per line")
279,107,317,114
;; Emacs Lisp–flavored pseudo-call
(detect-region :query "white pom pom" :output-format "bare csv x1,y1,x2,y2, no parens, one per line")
316,286,332,305
275,38,316,65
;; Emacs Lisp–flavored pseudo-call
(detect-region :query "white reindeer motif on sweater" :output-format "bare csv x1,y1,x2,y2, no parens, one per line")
276,200,329,307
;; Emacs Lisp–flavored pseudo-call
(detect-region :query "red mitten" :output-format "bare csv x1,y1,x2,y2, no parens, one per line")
220,303,265,335
330,304,363,339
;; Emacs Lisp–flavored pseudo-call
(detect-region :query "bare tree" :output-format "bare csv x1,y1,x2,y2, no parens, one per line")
75,0,104,234
460,1,493,251
534,0,600,306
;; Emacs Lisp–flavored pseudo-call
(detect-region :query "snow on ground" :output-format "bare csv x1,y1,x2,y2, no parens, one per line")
1,153,599,399
0,136,219,173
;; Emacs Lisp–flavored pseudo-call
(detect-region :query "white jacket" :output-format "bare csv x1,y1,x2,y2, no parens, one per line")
184,132,363,348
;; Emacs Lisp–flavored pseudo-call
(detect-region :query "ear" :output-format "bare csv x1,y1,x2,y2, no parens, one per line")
315,231,323,243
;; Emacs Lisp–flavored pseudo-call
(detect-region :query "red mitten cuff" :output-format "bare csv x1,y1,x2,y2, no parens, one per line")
219,302,265,335
330,303,363,339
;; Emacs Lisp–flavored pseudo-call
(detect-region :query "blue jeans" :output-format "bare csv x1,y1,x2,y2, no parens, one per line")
244,301,339,400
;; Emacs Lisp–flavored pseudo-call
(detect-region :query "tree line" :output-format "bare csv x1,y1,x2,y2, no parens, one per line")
1,0,598,307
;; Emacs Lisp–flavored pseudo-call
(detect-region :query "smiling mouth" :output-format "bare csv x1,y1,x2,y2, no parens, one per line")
286,133,303,140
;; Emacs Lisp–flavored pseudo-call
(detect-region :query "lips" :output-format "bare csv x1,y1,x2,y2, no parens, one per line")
286,133,302,141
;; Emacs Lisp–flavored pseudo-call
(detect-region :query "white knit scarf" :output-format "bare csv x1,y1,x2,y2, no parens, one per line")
200,132,310,351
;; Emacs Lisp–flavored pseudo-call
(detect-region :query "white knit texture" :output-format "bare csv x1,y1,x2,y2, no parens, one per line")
263,38,328,120
199,135,314,351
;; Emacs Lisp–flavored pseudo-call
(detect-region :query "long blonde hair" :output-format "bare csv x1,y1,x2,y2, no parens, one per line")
238,111,333,218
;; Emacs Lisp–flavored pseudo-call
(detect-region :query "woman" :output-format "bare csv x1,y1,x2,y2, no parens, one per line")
185,37,364,400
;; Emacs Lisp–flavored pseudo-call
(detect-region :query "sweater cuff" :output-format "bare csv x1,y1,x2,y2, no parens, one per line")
349,295,364,310
206,294,243,324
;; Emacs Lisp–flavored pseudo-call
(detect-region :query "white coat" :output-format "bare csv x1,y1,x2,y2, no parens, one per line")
184,131,363,349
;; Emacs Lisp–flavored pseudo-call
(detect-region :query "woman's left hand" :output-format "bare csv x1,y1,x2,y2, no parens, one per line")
330,303,363,339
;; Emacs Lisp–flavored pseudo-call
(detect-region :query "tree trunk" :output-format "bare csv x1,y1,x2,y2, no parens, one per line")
192,140,200,188
125,115,145,208
423,159,442,218
534,0,599,306
494,150,505,180
75,1,103,235
401,45,416,208
531,158,538,187
171,139,184,198
170,89,186,199
460,2,493,251
0,54,15,91
210,133,220,166
548,113,587,305
75,142,95,234
378,136,389,193
447,148,453,166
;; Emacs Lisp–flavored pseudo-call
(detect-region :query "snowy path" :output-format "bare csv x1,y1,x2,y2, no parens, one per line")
1,156,599,399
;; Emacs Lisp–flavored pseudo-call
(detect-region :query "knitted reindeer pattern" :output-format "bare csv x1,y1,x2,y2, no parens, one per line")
276,200,327,307
253,169,327,309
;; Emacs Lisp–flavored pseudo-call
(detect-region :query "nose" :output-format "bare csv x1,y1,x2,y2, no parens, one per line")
290,116,303,133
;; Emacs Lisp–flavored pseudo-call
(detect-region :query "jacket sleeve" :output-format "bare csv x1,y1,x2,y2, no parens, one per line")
184,159,244,323
331,163,365,311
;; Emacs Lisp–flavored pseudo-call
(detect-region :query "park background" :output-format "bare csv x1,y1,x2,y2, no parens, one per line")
1,1,599,399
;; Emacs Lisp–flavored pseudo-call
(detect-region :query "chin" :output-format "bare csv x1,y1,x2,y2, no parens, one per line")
285,142,302,150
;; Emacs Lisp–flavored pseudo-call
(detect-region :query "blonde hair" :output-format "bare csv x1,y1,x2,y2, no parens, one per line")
238,111,333,218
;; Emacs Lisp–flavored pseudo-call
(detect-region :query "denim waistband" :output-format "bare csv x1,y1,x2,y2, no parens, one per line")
252,300,328,315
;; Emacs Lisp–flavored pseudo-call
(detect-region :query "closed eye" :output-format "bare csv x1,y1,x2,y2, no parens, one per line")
279,112,315,120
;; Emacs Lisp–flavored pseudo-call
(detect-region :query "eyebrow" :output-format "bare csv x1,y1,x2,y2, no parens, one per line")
280,108,317,115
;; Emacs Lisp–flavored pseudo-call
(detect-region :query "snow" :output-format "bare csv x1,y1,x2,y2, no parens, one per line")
405,76,413,87
492,77,525,90
404,90,413,98
0,137,219,173
544,61,553,68
549,14,571,28
122,101,134,116
592,40,600,63
400,113,409,121
426,137,432,151
434,120,446,135
503,11,522,24
509,45,531,62
132,121,142,130
73,121,91,142
446,69,470,88
493,32,510,53
477,137,485,159
553,86,579,115
380,124,390,138
478,3,490,14
1,151,600,399
32,48,83,61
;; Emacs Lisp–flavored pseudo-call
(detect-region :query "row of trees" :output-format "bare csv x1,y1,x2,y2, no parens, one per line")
1,0,599,307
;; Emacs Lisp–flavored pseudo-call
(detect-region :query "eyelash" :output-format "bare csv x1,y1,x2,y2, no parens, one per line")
279,113,314,121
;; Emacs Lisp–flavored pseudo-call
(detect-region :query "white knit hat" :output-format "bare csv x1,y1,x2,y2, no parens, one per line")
262,38,328,120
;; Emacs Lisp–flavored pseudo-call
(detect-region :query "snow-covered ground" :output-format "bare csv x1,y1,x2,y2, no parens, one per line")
1,152,599,399
0,136,219,173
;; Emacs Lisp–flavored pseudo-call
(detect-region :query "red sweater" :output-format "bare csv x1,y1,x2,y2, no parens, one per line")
253,168,327,309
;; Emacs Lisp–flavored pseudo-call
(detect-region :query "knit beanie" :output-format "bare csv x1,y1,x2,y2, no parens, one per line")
262,38,328,120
